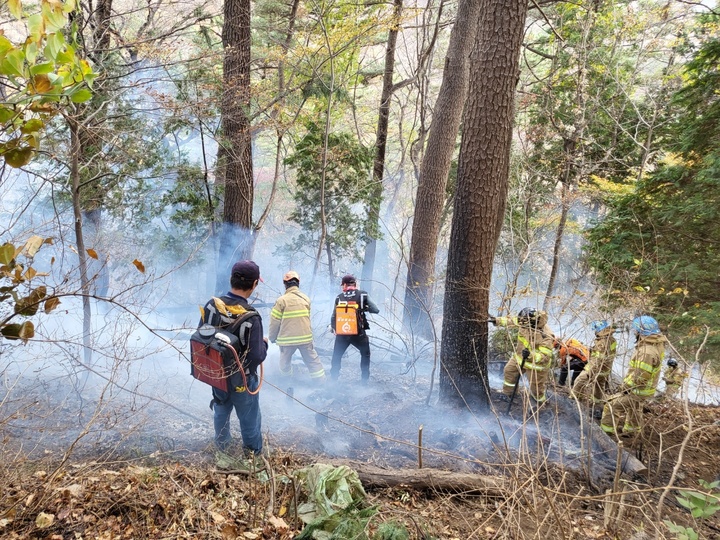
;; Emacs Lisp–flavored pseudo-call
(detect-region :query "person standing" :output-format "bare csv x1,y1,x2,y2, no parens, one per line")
491,308,556,405
329,274,380,383
600,315,666,441
199,260,268,455
269,271,326,384
572,320,617,412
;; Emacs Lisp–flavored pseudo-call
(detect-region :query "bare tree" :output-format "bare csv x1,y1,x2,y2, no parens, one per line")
439,0,529,408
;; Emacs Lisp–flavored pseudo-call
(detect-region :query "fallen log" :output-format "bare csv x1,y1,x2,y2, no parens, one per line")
326,459,506,497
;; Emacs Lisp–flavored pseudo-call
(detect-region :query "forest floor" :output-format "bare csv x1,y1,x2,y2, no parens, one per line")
1,361,719,540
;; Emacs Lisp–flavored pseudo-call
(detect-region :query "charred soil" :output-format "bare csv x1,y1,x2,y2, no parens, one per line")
1,377,719,539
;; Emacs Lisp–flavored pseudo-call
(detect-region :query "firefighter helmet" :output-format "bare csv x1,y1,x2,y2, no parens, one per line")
590,320,610,334
632,315,660,336
667,358,678,368
518,307,538,326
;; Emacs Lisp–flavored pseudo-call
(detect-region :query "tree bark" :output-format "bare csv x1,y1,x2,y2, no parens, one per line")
217,0,253,288
327,460,506,495
403,0,482,337
439,0,529,408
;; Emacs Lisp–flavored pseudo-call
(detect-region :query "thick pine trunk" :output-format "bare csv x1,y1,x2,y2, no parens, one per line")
439,0,529,408
403,0,481,337
218,0,253,288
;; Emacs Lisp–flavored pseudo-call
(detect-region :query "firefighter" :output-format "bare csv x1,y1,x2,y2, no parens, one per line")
555,337,590,387
572,320,618,414
491,308,556,405
662,358,687,400
600,315,666,441
329,275,380,384
269,271,327,385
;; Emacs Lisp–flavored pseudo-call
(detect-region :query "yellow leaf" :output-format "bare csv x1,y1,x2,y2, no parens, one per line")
8,0,22,19
4,146,34,168
31,74,53,94
23,267,37,280
35,512,54,529
132,259,145,273
23,235,44,257
86,248,98,259
44,296,61,313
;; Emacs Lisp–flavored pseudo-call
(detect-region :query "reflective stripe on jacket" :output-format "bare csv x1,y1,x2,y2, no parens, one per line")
589,331,617,376
268,287,314,346
496,313,555,371
623,333,666,396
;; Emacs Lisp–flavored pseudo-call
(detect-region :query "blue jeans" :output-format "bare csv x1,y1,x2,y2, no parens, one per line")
211,375,262,454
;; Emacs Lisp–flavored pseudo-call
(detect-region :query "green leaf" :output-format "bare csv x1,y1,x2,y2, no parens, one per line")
3,146,34,168
27,13,44,44
25,41,38,64
0,34,14,56
0,243,15,265
2,48,26,78
20,118,44,134
0,107,17,124
70,87,92,103
8,0,22,19
42,2,67,33
30,61,54,75
44,32,64,60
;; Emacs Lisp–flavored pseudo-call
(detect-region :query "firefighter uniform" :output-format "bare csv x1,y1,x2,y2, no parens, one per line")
572,327,617,404
663,364,687,400
269,285,326,383
496,311,555,404
601,331,666,438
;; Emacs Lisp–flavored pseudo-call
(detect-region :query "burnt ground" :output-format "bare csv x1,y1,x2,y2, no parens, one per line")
1,353,720,539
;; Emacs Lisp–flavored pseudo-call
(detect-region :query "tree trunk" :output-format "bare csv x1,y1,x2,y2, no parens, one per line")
361,0,404,294
403,0,481,337
217,0,253,290
69,116,93,367
439,0,529,409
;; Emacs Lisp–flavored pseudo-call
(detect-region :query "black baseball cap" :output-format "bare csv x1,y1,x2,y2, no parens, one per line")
341,274,356,285
231,260,262,282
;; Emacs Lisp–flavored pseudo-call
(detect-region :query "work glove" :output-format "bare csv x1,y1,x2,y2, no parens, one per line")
521,348,530,361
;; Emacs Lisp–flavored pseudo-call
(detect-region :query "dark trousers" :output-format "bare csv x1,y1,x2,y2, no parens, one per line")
558,358,586,387
331,334,371,381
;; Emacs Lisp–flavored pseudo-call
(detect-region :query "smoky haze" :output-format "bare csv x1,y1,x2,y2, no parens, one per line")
1,151,718,477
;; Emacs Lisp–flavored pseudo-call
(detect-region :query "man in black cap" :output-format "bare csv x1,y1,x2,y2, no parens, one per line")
199,260,268,455
329,274,380,383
